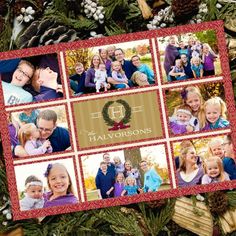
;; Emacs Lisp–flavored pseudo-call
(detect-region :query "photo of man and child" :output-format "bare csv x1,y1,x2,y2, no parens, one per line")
158,30,221,82
0,53,63,106
65,40,155,96
8,106,71,158
81,145,170,201
15,159,78,211
166,84,229,135
173,135,236,188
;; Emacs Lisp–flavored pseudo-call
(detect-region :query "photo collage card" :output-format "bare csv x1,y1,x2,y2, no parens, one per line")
0,20,235,220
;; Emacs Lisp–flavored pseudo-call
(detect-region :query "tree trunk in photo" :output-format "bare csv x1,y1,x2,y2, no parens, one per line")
124,148,144,183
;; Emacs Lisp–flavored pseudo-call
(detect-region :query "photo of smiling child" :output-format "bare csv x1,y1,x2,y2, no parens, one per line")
82,145,170,201
0,54,62,106
15,159,78,211
166,83,228,135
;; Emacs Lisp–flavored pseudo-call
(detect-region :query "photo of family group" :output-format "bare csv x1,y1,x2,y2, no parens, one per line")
65,39,155,96
173,134,236,188
165,83,229,135
8,105,71,158
81,144,170,201
158,30,221,82
0,53,63,106
14,158,78,211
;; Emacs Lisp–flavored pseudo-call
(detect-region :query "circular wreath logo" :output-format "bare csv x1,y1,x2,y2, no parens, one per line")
102,99,131,131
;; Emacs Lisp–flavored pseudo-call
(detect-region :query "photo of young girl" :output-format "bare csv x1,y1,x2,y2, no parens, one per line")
0,53,63,106
158,30,221,83
9,105,71,158
65,39,155,96
201,156,230,184
15,158,78,211
173,135,236,188
81,144,170,201
165,83,229,135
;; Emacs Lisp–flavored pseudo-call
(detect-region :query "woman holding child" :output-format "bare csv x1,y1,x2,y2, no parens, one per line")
123,160,142,187
85,55,111,93
177,145,204,187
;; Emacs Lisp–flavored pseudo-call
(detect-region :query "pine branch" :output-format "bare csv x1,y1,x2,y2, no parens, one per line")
138,199,176,236
97,207,144,235
226,191,236,210
105,21,126,36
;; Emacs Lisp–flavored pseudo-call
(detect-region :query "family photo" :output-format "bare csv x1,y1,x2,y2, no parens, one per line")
65,39,155,96
0,53,63,106
166,83,229,135
81,145,170,201
8,105,71,158
14,158,78,211
158,30,221,82
173,135,236,188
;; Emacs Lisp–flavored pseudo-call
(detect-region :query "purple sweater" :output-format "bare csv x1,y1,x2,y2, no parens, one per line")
114,183,125,197
164,44,179,76
85,68,96,88
177,167,204,187
203,52,216,71
43,192,78,208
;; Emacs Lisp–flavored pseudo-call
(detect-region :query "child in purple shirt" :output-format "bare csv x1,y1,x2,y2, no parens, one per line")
43,163,78,208
202,43,217,76
114,173,125,197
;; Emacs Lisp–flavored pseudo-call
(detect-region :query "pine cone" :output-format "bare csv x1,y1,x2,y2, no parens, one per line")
207,191,229,216
17,19,79,48
146,199,167,208
171,0,200,23
0,0,8,15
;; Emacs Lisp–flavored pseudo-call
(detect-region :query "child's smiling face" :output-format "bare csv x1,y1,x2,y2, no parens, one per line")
117,174,124,183
26,185,43,199
75,65,84,75
206,161,220,178
185,93,201,112
127,178,135,186
48,165,70,196
210,143,224,159
205,104,221,125
176,111,191,123
11,63,34,87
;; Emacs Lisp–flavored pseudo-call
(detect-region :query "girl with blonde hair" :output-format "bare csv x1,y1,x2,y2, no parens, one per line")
200,96,229,130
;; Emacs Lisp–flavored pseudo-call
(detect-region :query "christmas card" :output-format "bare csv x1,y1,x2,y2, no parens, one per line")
0,20,236,220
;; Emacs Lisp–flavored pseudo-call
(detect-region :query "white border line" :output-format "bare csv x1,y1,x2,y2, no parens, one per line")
153,38,176,188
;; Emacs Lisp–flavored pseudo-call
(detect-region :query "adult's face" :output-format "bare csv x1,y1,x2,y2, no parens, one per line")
185,148,197,165
114,50,124,62
92,55,100,68
37,118,55,139
140,161,148,172
124,161,131,170
131,56,141,67
180,55,188,65
222,138,233,157
169,37,176,45
103,154,110,163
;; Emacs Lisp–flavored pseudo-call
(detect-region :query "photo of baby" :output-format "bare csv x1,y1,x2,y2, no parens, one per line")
8,105,71,158
0,53,63,106
15,158,78,211
173,135,236,188
158,30,222,83
165,83,229,136
81,144,170,201
65,40,155,96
